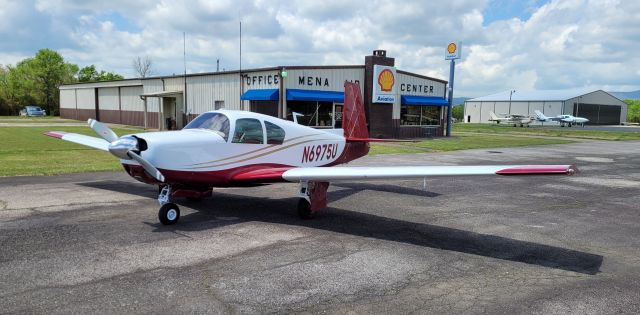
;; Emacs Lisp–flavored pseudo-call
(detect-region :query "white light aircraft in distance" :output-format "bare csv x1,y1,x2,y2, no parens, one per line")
535,110,589,127
46,82,578,225
488,111,534,127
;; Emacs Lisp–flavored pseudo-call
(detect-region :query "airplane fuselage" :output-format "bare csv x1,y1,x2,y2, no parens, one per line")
120,110,365,187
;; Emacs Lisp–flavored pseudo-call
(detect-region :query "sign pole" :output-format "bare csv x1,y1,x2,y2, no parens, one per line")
447,58,455,137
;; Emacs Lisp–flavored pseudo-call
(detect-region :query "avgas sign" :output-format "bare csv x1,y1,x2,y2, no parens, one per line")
372,65,396,103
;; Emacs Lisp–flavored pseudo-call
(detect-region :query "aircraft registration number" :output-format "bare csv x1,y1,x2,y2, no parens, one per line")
301,143,339,163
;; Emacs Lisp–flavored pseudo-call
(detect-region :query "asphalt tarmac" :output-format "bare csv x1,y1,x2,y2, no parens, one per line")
1,141,639,314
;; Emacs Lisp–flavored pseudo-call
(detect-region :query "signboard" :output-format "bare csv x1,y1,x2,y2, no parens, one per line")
445,41,462,60
372,65,397,103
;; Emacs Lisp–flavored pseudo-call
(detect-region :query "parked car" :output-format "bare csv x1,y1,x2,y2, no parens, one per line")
19,106,46,117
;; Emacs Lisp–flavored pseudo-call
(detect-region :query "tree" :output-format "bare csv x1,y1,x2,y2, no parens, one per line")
452,104,464,121
78,65,123,82
5,49,78,115
625,100,640,123
132,56,153,78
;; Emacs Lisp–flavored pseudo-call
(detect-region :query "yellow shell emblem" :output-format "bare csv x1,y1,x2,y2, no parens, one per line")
447,43,457,54
377,69,395,92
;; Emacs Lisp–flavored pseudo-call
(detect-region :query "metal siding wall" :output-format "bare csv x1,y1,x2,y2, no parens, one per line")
511,102,529,116
285,68,364,92
76,89,95,109
494,102,510,115
98,87,119,110
188,73,241,114
60,89,76,110
480,102,494,123
464,101,481,123
120,86,144,111
396,73,446,97
142,79,163,112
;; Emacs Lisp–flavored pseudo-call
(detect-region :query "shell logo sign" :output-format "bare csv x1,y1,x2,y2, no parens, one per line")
445,41,462,60
377,69,395,92
372,65,397,103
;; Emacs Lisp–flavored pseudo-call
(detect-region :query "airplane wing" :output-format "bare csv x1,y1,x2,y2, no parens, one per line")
45,131,110,151
231,165,577,184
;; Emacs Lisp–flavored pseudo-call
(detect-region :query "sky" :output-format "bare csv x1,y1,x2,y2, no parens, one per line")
0,0,638,97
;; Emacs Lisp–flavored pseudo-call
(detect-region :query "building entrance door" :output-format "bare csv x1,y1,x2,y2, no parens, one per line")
162,97,177,130
333,103,343,128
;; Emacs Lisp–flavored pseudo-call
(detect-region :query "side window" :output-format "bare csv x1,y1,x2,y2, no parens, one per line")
265,121,286,145
232,118,264,144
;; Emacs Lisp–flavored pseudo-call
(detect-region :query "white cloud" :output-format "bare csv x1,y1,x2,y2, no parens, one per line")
0,0,638,96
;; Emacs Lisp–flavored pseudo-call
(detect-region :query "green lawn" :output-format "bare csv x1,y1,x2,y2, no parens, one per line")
0,116,78,123
0,126,143,176
453,123,640,141
370,133,574,155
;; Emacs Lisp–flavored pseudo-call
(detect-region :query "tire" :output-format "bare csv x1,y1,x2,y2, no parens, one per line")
297,198,314,220
158,203,180,225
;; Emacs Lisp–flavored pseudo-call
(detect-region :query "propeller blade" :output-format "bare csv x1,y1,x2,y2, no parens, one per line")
88,119,118,143
127,151,166,183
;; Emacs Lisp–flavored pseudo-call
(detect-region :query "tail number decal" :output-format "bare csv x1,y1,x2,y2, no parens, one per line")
302,143,339,163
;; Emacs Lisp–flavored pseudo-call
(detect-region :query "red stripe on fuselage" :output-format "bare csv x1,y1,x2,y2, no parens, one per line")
123,163,296,187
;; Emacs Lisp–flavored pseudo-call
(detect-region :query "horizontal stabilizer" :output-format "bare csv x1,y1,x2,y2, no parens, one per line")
282,165,577,182
45,131,110,151
346,137,416,143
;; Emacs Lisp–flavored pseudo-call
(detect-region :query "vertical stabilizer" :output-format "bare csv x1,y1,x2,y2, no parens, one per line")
343,82,369,139
534,110,548,121
489,111,500,121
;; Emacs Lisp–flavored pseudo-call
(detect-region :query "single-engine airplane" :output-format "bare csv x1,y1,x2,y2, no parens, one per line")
46,82,577,225
488,111,534,127
535,110,589,127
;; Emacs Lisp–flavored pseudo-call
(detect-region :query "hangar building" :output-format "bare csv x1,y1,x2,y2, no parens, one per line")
59,50,450,138
464,89,627,125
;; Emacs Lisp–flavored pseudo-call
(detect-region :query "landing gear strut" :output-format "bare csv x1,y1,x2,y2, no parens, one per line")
297,181,330,219
158,185,180,225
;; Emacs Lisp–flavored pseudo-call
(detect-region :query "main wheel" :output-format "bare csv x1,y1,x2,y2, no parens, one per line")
159,203,180,225
297,198,314,220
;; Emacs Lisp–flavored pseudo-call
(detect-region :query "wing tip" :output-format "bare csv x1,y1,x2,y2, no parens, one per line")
496,165,579,176
44,131,67,139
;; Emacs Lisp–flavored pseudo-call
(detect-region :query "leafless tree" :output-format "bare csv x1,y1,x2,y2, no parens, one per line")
132,56,153,78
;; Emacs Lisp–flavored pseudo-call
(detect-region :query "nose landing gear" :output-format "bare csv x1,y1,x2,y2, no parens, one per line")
158,185,180,225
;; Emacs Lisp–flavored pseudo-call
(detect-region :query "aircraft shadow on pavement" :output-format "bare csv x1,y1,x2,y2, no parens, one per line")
78,179,602,275
169,193,603,276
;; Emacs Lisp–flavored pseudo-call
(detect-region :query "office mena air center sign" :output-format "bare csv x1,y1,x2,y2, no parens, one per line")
372,65,397,103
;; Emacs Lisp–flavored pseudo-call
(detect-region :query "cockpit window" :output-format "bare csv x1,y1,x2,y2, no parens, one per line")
265,121,285,145
184,112,230,141
232,118,264,144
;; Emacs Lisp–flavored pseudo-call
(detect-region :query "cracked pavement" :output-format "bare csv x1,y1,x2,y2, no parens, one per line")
1,141,639,314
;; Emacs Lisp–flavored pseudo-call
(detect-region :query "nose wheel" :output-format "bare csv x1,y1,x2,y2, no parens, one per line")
157,185,180,225
158,203,180,225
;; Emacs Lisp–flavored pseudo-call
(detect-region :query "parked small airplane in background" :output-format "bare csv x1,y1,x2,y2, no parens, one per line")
535,110,589,127
45,82,577,225
488,111,534,127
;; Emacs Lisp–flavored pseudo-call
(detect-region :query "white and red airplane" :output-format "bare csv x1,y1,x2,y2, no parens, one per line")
46,82,577,225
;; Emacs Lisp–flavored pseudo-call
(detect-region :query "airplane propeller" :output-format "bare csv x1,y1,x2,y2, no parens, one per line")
88,119,165,182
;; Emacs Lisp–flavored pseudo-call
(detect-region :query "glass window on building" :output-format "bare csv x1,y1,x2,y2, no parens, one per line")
400,106,442,126
265,121,286,144
287,101,334,128
232,118,264,144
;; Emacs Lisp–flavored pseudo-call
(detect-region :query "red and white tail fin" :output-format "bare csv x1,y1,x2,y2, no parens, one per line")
343,81,369,140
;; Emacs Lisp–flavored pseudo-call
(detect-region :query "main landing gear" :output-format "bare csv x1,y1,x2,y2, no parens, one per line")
297,181,330,220
158,185,180,225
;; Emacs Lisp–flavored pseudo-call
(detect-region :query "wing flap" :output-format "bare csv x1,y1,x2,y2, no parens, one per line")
282,165,576,182
45,131,110,151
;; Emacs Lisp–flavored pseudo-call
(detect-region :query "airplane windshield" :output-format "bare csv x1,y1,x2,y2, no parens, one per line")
184,112,230,141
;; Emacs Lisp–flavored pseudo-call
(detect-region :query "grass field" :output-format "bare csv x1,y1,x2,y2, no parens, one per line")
0,126,143,176
453,123,640,140
0,116,78,123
